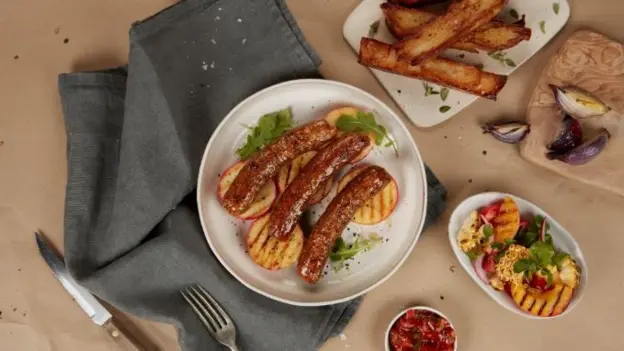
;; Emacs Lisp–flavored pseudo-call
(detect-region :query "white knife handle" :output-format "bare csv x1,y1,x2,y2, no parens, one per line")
102,317,144,351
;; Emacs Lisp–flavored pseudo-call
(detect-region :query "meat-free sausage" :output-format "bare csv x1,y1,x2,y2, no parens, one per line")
222,120,336,216
297,166,392,284
268,133,370,240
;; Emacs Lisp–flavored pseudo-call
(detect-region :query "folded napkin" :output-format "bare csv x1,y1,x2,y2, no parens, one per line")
58,0,447,350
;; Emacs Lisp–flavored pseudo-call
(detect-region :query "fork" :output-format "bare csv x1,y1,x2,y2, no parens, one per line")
181,284,240,351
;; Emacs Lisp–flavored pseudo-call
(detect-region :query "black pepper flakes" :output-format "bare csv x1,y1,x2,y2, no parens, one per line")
449,265,456,273
482,150,487,155
468,179,473,183
63,38,70,44
444,136,448,139
13,55,19,60
440,295,445,300
12,308,17,312
397,89,402,94
54,27,60,34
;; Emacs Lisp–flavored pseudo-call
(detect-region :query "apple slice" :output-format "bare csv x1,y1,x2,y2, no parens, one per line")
323,107,375,163
277,151,317,192
246,214,304,270
337,165,399,225
218,161,277,220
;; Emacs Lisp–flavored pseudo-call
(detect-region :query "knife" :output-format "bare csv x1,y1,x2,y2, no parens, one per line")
35,232,144,351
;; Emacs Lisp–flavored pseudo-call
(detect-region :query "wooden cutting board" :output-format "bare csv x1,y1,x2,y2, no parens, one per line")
520,30,624,196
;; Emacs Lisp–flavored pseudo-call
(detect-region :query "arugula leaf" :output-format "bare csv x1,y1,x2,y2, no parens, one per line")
330,234,383,271
368,20,380,37
236,108,293,160
553,3,560,15
335,111,399,156
504,59,517,67
488,51,517,68
539,21,546,34
504,238,515,246
440,88,450,101
544,233,553,246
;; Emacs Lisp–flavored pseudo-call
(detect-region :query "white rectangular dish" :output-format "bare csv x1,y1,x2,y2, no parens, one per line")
343,0,571,127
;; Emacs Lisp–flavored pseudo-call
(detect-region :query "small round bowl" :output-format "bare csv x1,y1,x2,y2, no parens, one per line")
385,306,457,351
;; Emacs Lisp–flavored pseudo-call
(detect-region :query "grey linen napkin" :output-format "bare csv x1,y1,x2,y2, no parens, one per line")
58,0,447,350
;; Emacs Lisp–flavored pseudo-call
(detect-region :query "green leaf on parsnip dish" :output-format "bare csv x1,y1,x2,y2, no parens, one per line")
336,111,398,156
236,108,293,160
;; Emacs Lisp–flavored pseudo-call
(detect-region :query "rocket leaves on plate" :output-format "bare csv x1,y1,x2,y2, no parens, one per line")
336,111,399,156
368,20,380,37
236,108,293,160
330,234,383,272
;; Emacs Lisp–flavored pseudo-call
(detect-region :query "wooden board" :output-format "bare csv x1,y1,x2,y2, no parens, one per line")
520,30,624,196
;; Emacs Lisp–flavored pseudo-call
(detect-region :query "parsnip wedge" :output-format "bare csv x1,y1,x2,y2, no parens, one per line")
382,3,531,52
359,38,507,100
393,0,506,64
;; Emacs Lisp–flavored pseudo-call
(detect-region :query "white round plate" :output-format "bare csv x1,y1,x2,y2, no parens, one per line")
385,306,457,351
448,192,588,319
197,79,427,306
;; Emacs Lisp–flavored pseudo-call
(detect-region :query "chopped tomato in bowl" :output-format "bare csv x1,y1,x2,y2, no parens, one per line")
385,307,457,351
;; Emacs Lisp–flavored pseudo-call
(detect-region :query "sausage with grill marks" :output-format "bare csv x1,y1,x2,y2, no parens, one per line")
268,133,371,241
297,166,392,284
222,120,336,216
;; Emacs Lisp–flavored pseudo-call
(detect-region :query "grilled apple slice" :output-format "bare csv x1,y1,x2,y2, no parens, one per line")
276,151,333,204
323,107,375,163
218,161,277,220
246,214,304,270
492,197,520,243
337,165,399,225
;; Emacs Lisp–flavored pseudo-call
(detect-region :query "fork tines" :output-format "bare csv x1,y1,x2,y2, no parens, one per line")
180,284,233,333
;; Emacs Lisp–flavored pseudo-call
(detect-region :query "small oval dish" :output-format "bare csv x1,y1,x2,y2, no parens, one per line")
448,192,588,319
385,306,457,351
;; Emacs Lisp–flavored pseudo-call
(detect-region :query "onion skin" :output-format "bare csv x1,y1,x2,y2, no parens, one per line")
547,115,583,152
482,122,530,144
547,129,610,165
551,84,611,119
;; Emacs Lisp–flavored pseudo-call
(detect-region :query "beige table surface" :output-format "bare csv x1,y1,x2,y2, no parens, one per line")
1,0,623,350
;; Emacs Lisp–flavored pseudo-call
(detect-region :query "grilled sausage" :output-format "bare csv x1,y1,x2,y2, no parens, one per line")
297,166,392,284
268,133,370,241
222,120,336,216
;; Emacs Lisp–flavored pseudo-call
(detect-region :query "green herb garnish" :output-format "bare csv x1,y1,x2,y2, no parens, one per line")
553,3,560,15
516,215,544,248
440,88,450,102
330,234,383,272
368,20,380,37
423,82,440,96
552,252,570,267
539,21,546,34
466,248,481,261
439,105,451,113
336,111,398,155
491,242,504,251
483,225,493,240
513,237,562,286
504,238,515,246
488,51,516,68
509,9,520,20
236,108,293,160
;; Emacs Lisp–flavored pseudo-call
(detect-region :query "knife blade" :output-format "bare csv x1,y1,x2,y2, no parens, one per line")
35,232,143,350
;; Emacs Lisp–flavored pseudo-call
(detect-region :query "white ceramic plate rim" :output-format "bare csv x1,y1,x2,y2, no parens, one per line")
196,79,428,306
447,192,588,319
384,306,458,351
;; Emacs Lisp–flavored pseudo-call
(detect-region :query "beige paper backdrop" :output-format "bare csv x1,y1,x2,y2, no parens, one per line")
1,0,623,350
